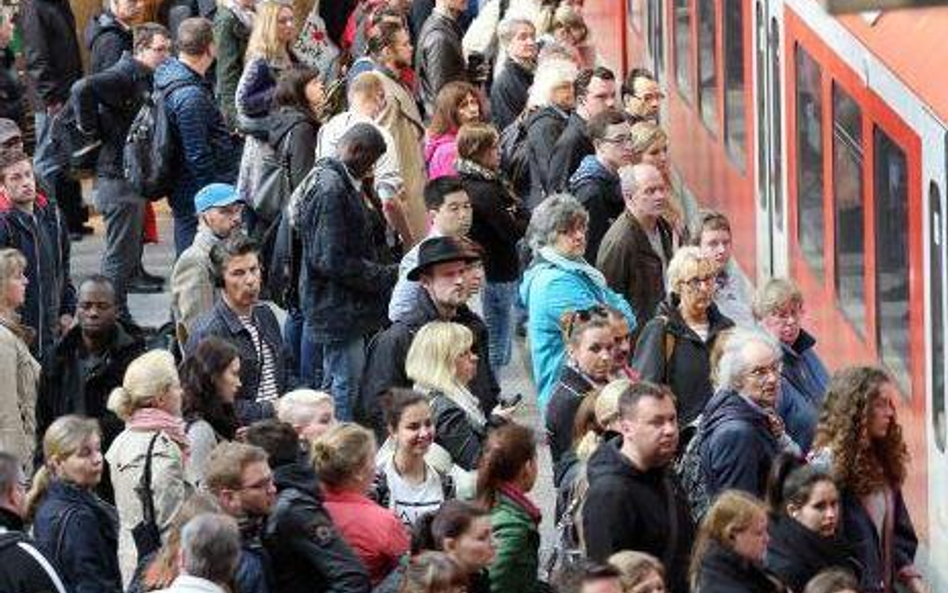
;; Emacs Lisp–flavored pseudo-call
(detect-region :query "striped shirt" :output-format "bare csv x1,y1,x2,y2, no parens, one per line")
237,312,280,403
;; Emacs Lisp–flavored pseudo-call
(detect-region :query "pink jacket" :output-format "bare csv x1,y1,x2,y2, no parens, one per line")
424,131,458,179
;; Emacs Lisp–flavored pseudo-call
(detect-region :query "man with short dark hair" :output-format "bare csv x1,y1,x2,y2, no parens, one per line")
583,382,694,593
568,109,633,261
300,123,398,421
580,565,623,593
245,419,371,593
87,0,144,73
35,275,145,500
622,68,662,123
490,17,537,131
187,233,288,424
691,209,754,327
550,66,617,191
0,451,69,593
155,17,239,255
162,513,243,593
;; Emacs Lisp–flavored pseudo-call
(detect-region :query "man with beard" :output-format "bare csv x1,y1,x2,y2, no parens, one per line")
35,275,146,501
204,442,277,593
186,233,288,425
583,381,695,593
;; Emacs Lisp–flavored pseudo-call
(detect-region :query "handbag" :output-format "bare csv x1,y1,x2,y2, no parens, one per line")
131,432,163,558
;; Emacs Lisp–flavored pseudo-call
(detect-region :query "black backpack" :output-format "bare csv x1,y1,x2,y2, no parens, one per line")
499,109,532,194
124,80,196,201
37,95,100,181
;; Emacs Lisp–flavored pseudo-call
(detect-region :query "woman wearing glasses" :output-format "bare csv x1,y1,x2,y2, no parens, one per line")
632,247,734,430
753,278,829,453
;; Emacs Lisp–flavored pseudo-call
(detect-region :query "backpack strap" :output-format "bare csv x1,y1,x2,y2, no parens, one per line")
136,432,162,527
655,315,676,383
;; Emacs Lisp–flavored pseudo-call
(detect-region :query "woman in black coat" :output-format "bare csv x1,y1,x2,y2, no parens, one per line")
765,454,861,593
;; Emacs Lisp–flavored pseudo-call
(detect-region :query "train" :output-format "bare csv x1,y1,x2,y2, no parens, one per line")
582,0,948,588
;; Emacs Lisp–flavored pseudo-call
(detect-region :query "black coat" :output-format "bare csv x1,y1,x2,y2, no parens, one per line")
73,53,153,178
415,10,467,117
525,105,569,208
460,168,529,283
0,48,24,123
695,541,785,593
583,438,695,593
360,291,500,438
268,106,320,192
632,300,734,427
545,364,597,465
0,508,69,593
298,157,398,342
766,513,862,593
85,10,133,74
21,0,83,108
32,480,122,593
428,390,497,471
265,459,372,593
490,58,533,132
549,113,593,192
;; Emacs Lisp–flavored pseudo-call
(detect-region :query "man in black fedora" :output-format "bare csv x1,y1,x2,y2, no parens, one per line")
359,236,500,438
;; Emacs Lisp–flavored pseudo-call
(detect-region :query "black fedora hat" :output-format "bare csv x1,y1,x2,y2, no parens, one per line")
407,236,480,281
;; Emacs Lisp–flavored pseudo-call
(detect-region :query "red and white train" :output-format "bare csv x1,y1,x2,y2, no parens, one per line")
583,0,948,588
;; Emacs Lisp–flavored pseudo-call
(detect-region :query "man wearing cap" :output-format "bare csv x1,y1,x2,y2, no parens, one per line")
171,183,245,339
359,235,500,438
0,119,23,153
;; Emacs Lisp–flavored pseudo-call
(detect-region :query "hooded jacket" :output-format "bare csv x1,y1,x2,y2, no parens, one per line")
268,106,320,191
699,388,779,498
569,154,623,262
582,438,695,593
550,112,593,192
766,513,862,593
86,10,133,73
775,329,829,452
264,459,372,593
693,541,785,593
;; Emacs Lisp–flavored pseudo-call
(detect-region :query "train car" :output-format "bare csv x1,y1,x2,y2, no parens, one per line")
585,0,948,589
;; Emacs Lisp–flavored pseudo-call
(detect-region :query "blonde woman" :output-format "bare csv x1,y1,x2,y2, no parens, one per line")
105,349,194,585
609,551,666,593
629,121,686,245
0,248,39,470
406,321,515,471
28,415,123,593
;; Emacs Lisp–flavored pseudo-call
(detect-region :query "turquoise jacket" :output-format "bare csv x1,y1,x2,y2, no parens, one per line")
520,252,636,411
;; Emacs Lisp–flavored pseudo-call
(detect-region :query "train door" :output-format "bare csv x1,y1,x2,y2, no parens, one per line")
753,0,788,280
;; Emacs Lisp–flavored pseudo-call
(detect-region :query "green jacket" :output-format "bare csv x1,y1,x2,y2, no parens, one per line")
213,6,251,127
488,493,540,593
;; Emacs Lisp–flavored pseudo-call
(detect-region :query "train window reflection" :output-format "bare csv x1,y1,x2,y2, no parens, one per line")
674,0,692,100
874,127,911,392
832,84,865,337
647,0,664,81
724,0,745,168
697,0,717,133
795,45,825,279
929,180,945,451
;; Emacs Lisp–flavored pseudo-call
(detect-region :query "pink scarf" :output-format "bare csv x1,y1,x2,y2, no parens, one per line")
499,483,542,524
127,408,190,455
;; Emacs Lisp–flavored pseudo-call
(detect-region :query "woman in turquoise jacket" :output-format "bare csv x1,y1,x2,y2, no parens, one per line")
520,194,636,411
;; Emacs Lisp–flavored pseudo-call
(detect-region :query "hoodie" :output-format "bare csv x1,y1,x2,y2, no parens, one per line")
699,388,779,498
424,131,459,179
267,106,320,191
568,154,623,261
582,438,694,593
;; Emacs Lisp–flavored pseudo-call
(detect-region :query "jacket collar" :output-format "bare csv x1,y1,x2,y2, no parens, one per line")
0,507,23,532
0,189,50,213
782,328,817,360
273,456,322,497
212,298,265,336
56,320,140,358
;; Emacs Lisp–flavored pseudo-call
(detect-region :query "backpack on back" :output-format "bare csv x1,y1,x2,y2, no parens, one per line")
675,420,711,522
124,80,196,201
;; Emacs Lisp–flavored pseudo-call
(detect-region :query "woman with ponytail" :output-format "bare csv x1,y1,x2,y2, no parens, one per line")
477,424,542,593
29,415,123,593
105,349,194,586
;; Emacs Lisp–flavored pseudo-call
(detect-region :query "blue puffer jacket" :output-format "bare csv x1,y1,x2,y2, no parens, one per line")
520,249,635,411
32,479,122,593
775,330,829,453
154,58,239,216
699,388,779,498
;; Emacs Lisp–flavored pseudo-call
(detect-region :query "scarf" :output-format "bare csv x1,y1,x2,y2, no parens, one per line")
455,158,498,181
226,0,255,29
538,245,608,289
499,483,541,523
127,407,190,454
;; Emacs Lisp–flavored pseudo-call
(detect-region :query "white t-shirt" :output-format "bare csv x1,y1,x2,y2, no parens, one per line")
381,458,446,528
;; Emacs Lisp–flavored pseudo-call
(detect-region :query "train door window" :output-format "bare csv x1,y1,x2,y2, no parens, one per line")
770,19,783,228
674,0,692,100
723,0,745,167
874,127,911,390
832,84,865,336
795,45,825,278
697,0,717,133
647,0,665,81
755,3,766,207
930,180,945,451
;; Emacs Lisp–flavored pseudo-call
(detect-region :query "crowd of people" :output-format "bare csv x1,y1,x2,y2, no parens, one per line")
0,0,934,592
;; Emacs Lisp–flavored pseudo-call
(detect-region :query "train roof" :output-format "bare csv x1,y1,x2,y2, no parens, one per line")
836,7,948,124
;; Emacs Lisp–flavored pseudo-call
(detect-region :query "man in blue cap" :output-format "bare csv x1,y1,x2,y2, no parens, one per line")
171,182,244,338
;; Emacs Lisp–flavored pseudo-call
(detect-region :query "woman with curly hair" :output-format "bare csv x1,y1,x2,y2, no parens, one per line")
809,366,930,593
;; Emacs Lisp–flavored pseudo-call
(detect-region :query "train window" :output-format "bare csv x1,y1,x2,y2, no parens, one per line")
874,127,911,391
770,18,784,229
697,0,717,133
832,84,865,336
723,0,745,168
647,0,665,81
930,180,945,451
630,0,643,32
674,0,692,100
795,45,825,279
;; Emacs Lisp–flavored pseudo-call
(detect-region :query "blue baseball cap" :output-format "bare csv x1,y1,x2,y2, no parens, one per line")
194,183,242,213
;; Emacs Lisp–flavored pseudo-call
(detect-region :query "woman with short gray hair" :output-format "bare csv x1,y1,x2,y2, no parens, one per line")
520,194,635,412
753,277,829,452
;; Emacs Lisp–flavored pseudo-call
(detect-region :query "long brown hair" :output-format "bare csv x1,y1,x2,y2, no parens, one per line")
476,424,536,507
812,366,908,496
428,81,483,138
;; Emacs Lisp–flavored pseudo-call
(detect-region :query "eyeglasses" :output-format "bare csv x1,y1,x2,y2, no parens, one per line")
746,361,782,380
684,274,716,289
603,134,634,146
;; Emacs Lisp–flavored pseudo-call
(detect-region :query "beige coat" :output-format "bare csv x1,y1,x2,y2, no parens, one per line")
170,226,220,340
0,320,39,471
377,69,429,241
106,429,193,586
